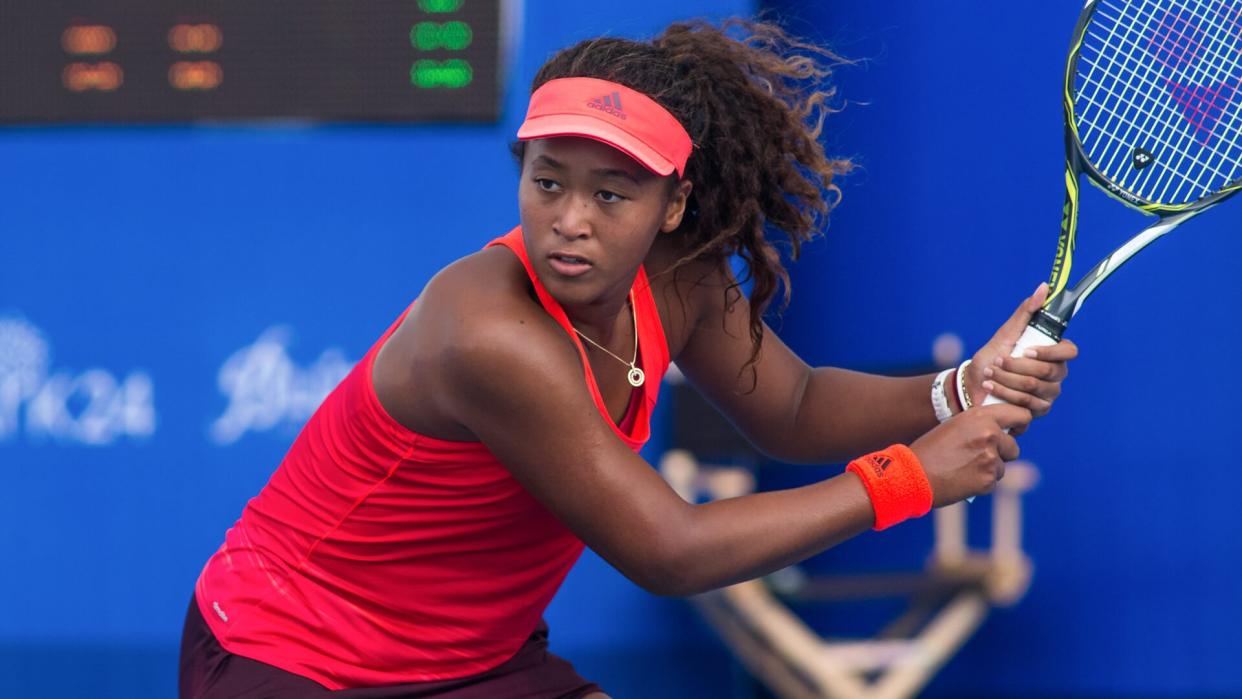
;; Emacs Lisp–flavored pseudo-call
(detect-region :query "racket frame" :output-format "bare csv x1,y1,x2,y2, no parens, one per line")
1035,0,1242,341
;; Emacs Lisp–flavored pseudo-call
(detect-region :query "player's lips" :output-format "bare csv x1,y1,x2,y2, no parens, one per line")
547,251,593,277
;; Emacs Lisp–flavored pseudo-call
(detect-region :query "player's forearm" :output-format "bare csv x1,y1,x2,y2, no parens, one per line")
764,367,938,463
641,472,874,596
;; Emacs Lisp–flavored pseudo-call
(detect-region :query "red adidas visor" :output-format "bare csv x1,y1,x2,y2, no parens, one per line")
517,77,693,178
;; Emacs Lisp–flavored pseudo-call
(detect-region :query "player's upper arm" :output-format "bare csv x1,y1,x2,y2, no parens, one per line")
436,298,695,594
671,261,814,460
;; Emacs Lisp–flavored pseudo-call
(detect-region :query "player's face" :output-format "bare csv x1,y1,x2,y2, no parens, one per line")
519,137,688,310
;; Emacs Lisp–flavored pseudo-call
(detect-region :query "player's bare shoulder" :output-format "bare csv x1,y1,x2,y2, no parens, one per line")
429,247,567,364
423,246,541,326
372,246,566,440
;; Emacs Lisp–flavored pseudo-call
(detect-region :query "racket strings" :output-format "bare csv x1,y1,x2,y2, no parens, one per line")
1085,1,1242,168
1074,0,1242,206
1122,0,1241,196
1119,3,1239,168
1085,0,1241,198
1079,0,1241,200
1081,56,1237,198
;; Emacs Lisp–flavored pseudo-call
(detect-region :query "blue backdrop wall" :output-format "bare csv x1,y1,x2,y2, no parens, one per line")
2,1,1240,697
765,1,1242,697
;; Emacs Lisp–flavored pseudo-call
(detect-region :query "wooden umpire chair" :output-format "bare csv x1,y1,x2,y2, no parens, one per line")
659,378,1039,699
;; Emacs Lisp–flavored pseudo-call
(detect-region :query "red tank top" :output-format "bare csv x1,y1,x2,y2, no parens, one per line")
194,227,670,689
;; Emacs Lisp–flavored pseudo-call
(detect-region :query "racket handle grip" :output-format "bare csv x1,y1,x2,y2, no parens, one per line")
966,324,1058,503
981,324,1059,407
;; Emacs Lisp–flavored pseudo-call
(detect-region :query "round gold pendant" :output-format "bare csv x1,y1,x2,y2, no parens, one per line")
627,367,645,387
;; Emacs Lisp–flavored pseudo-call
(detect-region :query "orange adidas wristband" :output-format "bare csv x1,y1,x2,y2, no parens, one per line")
846,444,933,531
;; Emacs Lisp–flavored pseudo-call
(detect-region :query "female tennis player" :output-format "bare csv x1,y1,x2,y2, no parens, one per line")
180,19,1076,699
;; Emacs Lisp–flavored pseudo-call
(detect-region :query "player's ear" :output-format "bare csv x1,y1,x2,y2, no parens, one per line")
660,179,693,234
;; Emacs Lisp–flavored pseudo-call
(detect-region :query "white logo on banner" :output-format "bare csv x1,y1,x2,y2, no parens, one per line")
0,315,156,445
209,327,353,445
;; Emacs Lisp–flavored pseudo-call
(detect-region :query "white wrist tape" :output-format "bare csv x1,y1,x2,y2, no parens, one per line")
931,368,954,423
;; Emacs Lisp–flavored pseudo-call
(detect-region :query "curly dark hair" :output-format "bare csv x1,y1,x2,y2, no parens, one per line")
519,18,852,385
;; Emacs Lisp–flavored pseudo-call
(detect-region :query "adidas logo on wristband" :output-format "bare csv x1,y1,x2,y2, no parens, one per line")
865,454,893,478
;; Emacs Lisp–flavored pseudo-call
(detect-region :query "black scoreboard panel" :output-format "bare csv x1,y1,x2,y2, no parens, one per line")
0,0,505,124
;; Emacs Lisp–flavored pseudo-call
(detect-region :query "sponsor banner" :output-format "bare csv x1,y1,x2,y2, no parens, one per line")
210,326,353,445
0,315,155,446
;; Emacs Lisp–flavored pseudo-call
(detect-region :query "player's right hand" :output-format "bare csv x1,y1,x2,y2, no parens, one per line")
910,403,1031,505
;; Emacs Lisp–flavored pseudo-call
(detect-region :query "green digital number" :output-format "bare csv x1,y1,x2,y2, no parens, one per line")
417,0,464,13
410,21,472,51
410,59,473,88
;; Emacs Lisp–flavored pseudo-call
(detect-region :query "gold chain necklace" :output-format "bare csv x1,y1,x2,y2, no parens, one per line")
572,292,645,387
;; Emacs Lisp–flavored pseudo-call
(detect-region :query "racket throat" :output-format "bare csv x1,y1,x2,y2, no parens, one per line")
1027,307,1068,343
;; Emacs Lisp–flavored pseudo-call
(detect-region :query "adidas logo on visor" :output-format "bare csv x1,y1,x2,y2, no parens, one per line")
587,91,627,120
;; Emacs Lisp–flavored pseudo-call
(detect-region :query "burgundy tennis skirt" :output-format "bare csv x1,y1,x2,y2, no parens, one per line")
179,596,604,698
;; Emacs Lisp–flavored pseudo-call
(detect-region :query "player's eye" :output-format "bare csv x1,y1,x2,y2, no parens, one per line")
534,177,561,192
596,190,626,203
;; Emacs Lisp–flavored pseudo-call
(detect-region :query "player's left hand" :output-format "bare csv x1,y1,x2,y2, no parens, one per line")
965,283,1078,431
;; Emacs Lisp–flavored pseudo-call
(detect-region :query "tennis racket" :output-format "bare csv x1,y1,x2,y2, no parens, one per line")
986,0,1242,389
